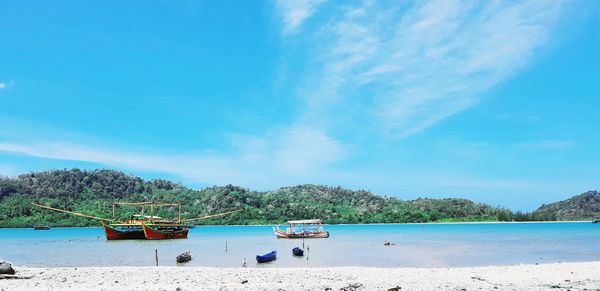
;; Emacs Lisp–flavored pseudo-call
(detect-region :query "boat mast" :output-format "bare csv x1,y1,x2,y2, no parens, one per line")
178,203,182,223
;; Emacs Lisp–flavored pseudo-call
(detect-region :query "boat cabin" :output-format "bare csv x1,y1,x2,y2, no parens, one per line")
122,215,173,225
273,219,329,238
287,219,325,233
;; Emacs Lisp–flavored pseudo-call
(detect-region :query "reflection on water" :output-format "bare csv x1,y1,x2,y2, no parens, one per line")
1,222,599,268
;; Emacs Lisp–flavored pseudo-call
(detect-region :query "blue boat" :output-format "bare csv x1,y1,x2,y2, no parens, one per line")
292,247,304,256
256,250,277,263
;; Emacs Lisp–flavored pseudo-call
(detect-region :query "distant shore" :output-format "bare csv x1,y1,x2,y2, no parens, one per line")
0,220,595,229
328,220,595,226
2,261,599,290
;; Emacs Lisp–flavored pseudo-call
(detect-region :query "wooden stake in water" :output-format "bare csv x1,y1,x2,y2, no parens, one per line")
226,241,228,252
155,249,158,266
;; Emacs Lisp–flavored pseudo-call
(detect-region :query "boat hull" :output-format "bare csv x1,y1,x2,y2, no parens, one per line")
102,223,146,240
275,229,330,239
256,251,277,263
176,252,192,263
142,224,189,240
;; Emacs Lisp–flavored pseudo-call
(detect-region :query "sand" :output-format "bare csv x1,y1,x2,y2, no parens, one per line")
1,261,599,291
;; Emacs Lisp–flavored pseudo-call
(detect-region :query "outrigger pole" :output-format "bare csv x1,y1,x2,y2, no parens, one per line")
183,209,243,222
32,202,241,223
31,202,114,222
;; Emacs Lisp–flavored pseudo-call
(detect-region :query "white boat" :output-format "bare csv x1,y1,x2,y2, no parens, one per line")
273,219,329,239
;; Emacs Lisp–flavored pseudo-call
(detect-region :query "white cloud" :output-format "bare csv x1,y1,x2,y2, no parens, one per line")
0,82,6,90
295,0,567,137
0,130,590,210
225,125,347,177
275,125,346,172
276,0,326,34
0,125,346,187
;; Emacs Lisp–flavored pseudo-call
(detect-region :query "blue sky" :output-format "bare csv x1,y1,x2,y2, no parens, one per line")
0,0,598,210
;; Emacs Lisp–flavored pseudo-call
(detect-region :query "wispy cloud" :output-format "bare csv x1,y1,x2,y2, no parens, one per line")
0,82,6,90
276,0,326,35
293,0,568,137
275,126,346,172
0,125,588,210
0,125,346,187
0,137,554,198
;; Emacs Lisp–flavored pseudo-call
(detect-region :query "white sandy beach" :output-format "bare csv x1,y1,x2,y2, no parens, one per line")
1,261,599,291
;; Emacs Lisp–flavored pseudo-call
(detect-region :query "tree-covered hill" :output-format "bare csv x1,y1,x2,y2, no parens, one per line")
0,168,580,227
533,191,600,220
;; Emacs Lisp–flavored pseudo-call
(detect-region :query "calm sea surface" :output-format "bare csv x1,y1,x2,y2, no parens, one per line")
1,222,599,268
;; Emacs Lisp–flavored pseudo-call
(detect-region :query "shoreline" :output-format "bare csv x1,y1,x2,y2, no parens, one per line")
2,261,599,290
0,220,594,229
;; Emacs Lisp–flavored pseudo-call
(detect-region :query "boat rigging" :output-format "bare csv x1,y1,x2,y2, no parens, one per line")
32,201,241,240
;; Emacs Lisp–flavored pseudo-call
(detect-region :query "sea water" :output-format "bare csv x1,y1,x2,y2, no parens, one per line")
1,222,599,268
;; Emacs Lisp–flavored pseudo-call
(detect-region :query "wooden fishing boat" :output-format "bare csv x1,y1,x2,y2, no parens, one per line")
33,225,50,230
102,223,145,240
143,223,189,239
102,216,146,240
176,251,192,263
32,202,241,240
274,219,329,239
292,247,304,256
256,250,277,263
104,202,189,240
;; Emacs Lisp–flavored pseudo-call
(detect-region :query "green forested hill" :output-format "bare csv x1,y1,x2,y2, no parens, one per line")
533,191,600,220
0,169,566,227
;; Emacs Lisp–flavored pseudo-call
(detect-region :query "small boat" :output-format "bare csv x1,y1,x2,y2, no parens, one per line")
256,250,277,263
274,219,329,239
292,247,304,256
176,251,192,263
593,219,599,224
33,225,50,230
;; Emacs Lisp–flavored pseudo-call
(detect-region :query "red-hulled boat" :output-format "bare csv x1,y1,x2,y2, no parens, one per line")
101,213,161,240
142,223,190,239
32,201,241,240
105,202,190,240
102,222,145,240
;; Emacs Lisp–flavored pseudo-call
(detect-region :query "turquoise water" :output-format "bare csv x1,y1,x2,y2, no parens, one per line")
1,222,599,268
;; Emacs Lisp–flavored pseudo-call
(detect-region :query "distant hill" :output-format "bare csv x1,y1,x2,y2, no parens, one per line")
0,168,591,227
533,191,600,221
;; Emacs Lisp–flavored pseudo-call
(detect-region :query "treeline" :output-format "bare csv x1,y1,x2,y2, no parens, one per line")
0,169,555,227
